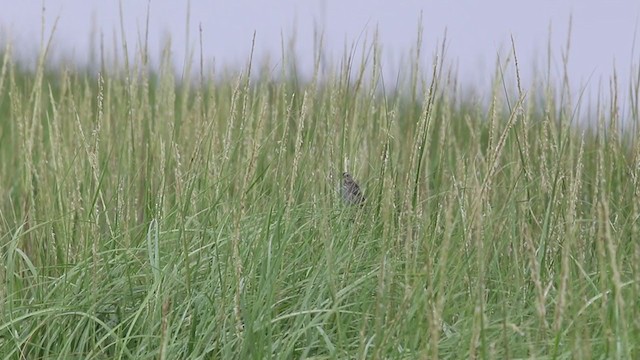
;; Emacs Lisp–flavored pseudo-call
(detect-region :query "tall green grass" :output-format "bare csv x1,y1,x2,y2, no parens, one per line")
0,26,639,359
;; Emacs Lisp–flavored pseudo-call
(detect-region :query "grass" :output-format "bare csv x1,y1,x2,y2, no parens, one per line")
0,25,639,359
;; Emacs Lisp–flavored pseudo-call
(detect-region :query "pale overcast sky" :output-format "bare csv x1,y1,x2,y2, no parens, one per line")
1,1,639,111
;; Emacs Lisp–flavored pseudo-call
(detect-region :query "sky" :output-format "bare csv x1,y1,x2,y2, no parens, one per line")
1,1,639,112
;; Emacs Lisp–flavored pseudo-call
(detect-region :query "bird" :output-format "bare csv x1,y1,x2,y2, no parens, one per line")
341,172,365,206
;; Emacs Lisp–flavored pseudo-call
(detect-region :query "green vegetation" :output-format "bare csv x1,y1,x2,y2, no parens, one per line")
0,29,639,359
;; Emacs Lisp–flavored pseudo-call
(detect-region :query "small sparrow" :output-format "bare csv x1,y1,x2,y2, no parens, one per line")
341,172,365,206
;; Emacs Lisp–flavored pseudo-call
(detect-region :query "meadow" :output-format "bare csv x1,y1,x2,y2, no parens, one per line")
0,29,639,359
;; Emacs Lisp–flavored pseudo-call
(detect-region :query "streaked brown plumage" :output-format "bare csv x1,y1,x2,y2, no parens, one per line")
341,172,365,206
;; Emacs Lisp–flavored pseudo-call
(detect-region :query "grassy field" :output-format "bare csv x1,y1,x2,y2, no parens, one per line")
0,30,639,359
